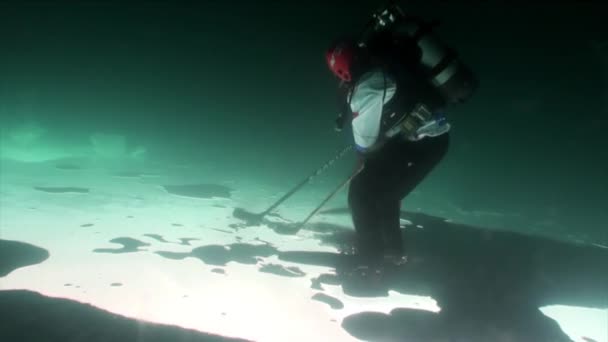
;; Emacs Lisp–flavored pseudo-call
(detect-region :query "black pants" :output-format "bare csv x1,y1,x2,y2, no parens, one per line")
348,133,450,260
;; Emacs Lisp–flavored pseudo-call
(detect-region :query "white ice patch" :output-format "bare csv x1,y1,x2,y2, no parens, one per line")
399,218,413,226
540,305,608,342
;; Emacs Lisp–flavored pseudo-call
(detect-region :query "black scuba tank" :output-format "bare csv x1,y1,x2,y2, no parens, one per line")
358,2,478,105
394,17,478,104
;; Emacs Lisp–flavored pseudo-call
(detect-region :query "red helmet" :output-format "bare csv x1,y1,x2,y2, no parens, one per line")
325,41,356,82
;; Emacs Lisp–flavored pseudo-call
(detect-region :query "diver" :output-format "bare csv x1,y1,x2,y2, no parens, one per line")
325,3,477,270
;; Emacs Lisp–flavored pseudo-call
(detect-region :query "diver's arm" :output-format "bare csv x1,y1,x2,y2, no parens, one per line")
350,70,396,157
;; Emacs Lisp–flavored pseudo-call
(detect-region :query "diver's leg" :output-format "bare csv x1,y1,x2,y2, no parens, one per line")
348,133,449,263
377,133,451,255
348,166,384,262
348,139,408,262
396,133,450,198
377,199,403,255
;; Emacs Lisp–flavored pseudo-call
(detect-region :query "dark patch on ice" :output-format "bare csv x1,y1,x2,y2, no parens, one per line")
155,243,277,266
34,186,89,194
93,237,150,253
267,222,301,235
64,283,72,287
212,228,234,234
321,207,432,222
55,163,83,170
583,337,599,342
311,281,323,290
0,240,49,277
311,273,342,291
314,227,357,253
312,293,344,310
110,283,122,287
143,234,170,243
253,237,272,245
178,238,199,246
228,223,244,230
342,310,437,341
155,251,186,260
80,223,94,227
126,216,134,219
163,184,232,199
172,223,183,227
318,273,342,285
232,210,301,235
0,290,250,341
341,307,571,342
307,222,343,234
211,268,225,274
259,263,305,277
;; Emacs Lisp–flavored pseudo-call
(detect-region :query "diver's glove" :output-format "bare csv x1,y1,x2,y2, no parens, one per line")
335,86,353,133
334,112,348,132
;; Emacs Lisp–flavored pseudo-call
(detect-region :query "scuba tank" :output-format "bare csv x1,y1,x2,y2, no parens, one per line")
358,2,478,105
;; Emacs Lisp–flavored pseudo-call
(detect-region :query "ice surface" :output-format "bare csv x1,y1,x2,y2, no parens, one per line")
1,155,606,342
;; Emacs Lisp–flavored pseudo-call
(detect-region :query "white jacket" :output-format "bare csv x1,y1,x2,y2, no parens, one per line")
349,69,450,152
